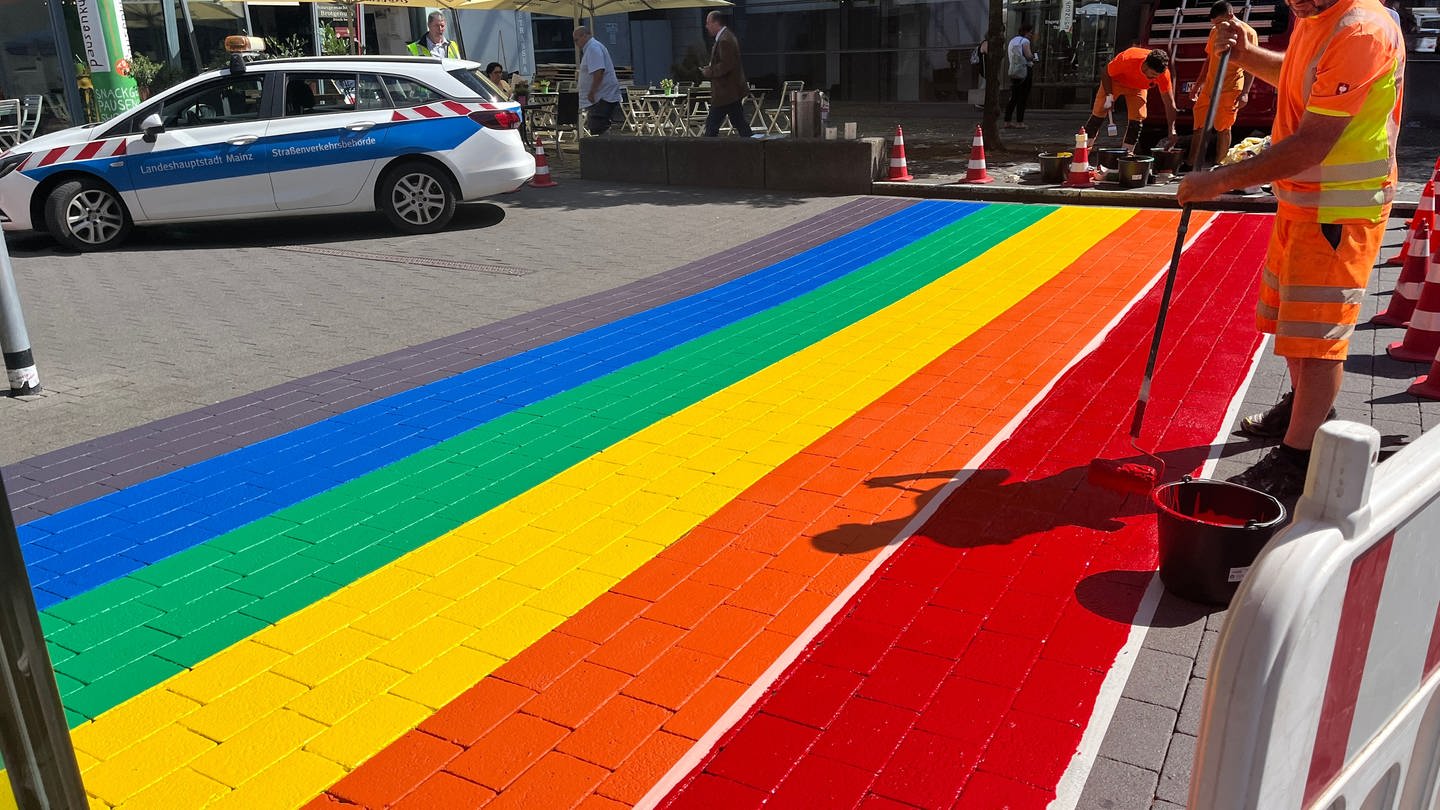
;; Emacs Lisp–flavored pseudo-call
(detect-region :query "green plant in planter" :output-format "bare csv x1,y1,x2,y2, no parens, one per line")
128,53,164,96
320,25,350,56
265,34,311,60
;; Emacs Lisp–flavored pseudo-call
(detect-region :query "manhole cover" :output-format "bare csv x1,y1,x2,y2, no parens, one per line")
277,245,531,276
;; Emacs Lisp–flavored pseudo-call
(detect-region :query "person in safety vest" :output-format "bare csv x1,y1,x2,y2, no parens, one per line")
409,12,460,59
1084,47,1179,153
1184,1,1258,172
1178,0,1405,511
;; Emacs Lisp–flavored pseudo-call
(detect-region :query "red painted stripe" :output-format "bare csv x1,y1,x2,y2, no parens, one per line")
37,147,69,167
1304,532,1395,805
1426,599,1440,677
74,140,104,161
443,100,470,116
413,105,442,119
112,139,126,157
662,213,1274,808
391,110,407,122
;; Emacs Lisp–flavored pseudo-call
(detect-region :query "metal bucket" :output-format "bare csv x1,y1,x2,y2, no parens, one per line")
1038,152,1070,184
1152,477,1287,605
1118,155,1154,188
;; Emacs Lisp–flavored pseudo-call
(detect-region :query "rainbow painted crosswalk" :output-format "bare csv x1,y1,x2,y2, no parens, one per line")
2,200,1272,810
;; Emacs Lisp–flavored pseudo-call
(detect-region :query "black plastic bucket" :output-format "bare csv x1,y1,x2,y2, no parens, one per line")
1038,152,1071,184
1118,155,1154,188
1152,477,1287,605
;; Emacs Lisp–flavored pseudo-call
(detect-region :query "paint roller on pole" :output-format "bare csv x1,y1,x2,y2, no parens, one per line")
1087,49,1232,495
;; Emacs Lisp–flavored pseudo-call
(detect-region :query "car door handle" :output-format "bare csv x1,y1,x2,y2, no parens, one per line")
344,122,376,132
227,135,258,146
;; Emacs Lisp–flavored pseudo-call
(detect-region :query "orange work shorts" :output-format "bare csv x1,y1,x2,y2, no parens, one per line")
1193,89,1241,132
1092,85,1148,121
1258,217,1385,360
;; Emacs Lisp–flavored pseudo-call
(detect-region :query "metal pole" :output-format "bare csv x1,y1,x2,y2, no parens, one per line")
0,235,39,396
0,468,86,809
44,0,86,126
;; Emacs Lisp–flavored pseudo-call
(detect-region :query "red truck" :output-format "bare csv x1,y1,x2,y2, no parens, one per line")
1141,0,1293,134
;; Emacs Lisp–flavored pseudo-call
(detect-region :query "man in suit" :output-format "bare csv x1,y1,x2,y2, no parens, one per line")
700,11,752,137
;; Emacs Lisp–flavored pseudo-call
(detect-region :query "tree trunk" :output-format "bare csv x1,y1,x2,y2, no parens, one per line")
982,0,1005,152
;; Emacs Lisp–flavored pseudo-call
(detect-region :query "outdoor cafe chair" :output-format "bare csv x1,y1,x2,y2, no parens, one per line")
764,80,804,135
19,95,44,143
0,99,20,148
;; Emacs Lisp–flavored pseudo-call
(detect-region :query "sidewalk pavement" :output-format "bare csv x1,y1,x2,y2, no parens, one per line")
2,167,1440,801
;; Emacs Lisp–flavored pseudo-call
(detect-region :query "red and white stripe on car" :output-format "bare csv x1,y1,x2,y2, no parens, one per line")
22,138,129,172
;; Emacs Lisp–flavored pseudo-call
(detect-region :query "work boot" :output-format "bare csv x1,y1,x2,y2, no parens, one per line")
1237,390,1337,439
1226,445,1308,515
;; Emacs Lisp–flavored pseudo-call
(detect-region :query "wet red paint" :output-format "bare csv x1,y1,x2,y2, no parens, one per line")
1188,508,1251,527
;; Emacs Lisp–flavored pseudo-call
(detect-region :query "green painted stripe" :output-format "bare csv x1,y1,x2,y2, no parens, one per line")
43,203,1055,723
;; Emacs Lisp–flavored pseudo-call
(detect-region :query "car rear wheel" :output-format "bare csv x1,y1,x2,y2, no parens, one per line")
44,178,132,251
378,161,456,234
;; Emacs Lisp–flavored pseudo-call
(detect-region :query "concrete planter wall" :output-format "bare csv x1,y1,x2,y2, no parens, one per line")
579,136,888,195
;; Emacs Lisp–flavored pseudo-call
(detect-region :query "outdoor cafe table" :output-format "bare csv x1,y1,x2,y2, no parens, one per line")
641,93,691,136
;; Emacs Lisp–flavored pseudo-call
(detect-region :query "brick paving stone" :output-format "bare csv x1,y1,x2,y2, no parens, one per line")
1099,699,1177,772
1074,755,1160,810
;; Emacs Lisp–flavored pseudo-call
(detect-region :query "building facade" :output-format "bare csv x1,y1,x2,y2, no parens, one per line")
0,0,1121,135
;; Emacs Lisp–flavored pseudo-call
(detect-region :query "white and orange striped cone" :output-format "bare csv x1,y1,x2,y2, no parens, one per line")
1387,241,1440,363
1374,218,1431,328
1063,127,1093,188
1386,177,1434,266
1408,349,1440,400
887,125,914,182
530,136,558,188
962,125,993,184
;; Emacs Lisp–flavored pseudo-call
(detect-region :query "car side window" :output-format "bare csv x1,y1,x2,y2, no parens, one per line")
159,76,265,129
381,75,446,106
284,73,388,115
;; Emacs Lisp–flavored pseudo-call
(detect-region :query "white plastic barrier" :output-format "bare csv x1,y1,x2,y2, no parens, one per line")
1191,421,1440,810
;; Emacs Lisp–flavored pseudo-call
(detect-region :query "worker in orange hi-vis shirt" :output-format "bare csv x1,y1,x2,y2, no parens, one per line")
1083,47,1178,153
1185,0,1259,171
1178,0,1404,512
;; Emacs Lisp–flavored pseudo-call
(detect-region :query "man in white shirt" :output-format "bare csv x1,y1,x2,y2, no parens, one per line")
574,26,622,135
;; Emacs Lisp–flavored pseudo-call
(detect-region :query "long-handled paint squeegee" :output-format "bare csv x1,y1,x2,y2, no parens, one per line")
1088,50,1232,496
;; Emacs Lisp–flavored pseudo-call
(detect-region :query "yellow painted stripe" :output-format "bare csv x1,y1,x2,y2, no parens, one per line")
47,207,1135,809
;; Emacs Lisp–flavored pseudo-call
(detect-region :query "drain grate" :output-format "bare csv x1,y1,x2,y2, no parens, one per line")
277,245,532,276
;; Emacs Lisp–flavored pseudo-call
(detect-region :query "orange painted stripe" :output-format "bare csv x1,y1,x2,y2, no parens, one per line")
308,210,1208,809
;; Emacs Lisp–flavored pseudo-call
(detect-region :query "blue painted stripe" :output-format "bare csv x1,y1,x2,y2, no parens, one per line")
19,200,983,607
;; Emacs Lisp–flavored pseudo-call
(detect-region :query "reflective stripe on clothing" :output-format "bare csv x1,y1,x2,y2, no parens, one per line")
1273,0,1404,224
1258,217,1385,360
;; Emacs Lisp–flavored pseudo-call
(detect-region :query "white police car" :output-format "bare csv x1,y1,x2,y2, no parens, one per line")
0,47,532,251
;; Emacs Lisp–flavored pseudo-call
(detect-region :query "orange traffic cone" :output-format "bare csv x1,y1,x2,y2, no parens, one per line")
530,136,558,188
1387,241,1440,363
1063,127,1093,188
1374,219,1431,328
962,125,992,184
1386,178,1434,266
887,125,914,182
1408,349,1440,400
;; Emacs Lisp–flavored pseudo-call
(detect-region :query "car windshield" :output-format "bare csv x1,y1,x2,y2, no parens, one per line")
448,68,507,102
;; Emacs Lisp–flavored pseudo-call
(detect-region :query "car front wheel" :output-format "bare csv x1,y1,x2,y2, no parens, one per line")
378,161,457,234
44,178,132,251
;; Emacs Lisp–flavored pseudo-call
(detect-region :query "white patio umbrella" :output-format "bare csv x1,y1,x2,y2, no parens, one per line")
1074,3,1117,15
